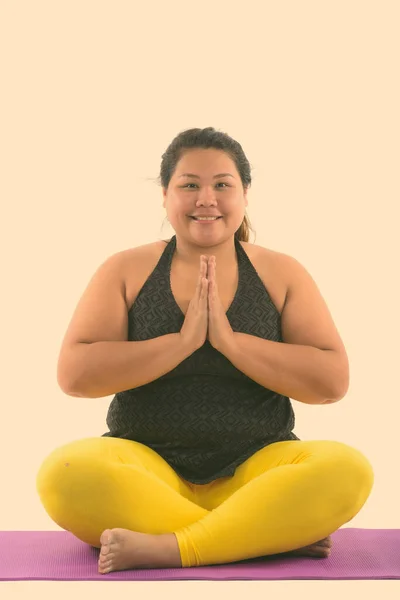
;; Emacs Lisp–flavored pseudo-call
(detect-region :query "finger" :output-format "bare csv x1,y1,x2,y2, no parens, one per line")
208,278,214,304
207,257,214,280
211,262,216,285
209,262,216,294
210,257,216,276
197,263,204,290
195,271,204,301
197,256,207,287
201,255,207,277
203,256,209,277
200,277,208,302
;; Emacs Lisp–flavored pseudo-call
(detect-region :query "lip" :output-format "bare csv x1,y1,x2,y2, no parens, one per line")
189,216,222,225
192,220,220,224
189,215,222,223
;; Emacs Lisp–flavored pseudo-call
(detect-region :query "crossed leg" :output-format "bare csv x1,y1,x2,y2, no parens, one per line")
36,436,374,573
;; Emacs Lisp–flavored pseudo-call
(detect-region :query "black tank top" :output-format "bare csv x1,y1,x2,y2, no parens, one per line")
103,235,299,484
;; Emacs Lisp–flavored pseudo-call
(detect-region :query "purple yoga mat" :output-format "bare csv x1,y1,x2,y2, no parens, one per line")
0,528,399,581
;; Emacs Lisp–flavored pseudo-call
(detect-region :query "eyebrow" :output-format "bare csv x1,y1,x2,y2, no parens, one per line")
178,173,235,179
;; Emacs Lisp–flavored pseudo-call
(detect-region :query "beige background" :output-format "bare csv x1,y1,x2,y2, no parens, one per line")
1,1,399,598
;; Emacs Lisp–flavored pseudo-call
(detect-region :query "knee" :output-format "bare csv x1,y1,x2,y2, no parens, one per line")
322,441,374,518
36,437,107,501
332,441,374,487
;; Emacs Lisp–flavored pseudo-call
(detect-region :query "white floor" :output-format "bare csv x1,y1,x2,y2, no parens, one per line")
1,580,399,600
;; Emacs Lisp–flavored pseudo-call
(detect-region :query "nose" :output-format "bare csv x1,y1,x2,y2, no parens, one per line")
196,188,218,207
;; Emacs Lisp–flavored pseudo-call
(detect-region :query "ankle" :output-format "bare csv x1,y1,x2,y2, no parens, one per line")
157,533,182,567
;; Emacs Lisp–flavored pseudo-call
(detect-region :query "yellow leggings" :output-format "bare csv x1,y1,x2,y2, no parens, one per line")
36,436,374,567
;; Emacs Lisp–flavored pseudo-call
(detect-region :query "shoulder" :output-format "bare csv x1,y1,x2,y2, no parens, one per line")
242,239,305,279
241,241,324,315
240,241,304,314
106,239,168,269
104,239,169,310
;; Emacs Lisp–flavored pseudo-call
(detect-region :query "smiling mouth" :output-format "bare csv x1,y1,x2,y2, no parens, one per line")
189,216,223,221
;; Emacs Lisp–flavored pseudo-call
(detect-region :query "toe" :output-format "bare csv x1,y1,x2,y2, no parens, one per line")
99,564,112,574
98,559,110,571
98,557,113,573
100,544,111,556
100,529,113,547
316,537,332,548
315,547,331,557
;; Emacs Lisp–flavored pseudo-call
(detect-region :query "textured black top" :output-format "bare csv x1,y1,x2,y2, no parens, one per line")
103,234,299,483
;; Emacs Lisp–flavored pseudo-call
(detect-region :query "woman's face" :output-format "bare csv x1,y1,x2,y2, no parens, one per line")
162,148,248,245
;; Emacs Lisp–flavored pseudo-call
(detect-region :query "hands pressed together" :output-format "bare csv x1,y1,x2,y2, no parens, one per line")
179,254,237,354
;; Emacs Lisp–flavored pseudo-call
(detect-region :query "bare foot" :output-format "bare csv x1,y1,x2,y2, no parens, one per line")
98,528,182,574
284,536,332,558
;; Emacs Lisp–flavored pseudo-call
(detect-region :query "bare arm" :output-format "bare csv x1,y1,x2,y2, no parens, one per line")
223,254,349,405
57,251,193,398
63,336,193,398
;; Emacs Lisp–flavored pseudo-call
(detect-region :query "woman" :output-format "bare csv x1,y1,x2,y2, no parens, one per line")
37,127,374,574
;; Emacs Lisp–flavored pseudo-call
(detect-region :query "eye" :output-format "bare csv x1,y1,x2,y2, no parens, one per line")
182,182,229,189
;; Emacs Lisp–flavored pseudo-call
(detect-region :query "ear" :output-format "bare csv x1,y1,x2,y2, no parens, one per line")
162,187,167,208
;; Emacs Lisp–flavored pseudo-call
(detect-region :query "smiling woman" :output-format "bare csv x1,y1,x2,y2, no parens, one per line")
36,126,374,575
161,146,250,254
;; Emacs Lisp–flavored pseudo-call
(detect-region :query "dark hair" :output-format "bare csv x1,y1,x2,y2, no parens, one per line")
156,127,255,243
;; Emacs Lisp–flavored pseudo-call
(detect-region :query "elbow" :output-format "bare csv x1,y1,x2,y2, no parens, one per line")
57,372,83,397
57,360,84,397
57,367,105,399
323,371,350,404
322,391,346,405
57,343,90,397
321,350,350,404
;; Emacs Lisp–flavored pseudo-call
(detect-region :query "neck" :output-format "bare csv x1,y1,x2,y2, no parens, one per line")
173,234,238,268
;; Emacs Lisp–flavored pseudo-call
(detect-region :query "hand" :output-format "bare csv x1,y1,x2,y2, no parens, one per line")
179,255,209,352
207,256,236,354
